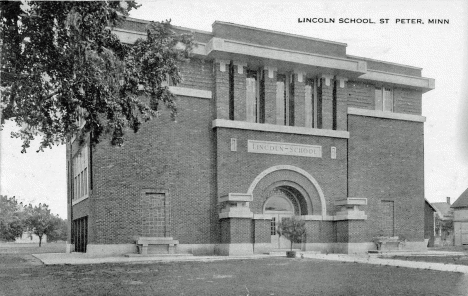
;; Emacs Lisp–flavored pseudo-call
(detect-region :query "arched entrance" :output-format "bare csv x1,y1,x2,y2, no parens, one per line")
263,186,305,249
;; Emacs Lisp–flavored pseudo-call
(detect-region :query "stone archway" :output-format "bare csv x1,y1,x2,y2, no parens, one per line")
247,165,326,218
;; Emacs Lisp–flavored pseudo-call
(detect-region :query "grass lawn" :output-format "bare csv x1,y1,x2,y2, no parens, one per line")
387,255,468,266
1,254,468,296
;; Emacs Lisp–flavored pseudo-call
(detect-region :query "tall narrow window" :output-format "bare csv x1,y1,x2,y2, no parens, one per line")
246,70,257,123
375,87,393,112
229,61,235,120
332,78,337,130
316,78,323,129
305,78,314,128
288,74,295,126
276,73,294,126
73,145,89,202
246,69,264,123
258,70,265,123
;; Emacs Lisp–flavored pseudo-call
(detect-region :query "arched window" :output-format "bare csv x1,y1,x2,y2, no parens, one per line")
264,194,294,212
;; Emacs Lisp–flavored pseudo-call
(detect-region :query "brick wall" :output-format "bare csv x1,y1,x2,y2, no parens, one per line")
394,88,422,115
253,219,271,244
424,202,435,239
346,81,374,110
215,128,348,217
220,218,252,244
348,115,425,242
304,220,336,243
214,61,229,120
212,22,347,58
90,69,217,245
179,58,213,91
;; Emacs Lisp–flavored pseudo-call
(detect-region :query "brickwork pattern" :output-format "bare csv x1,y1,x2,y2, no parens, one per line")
212,23,347,58
264,71,277,124
233,65,247,121
179,59,213,91
346,81,374,110
215,62,229,120
364,59,422,77
220,218,253,244
304,221,336,243
336,84,348,131
141,192,168,237
253,219,271,244
216,128,348,217
393,88,422,115
348,115,425,242
294,80,306,127
89,61,217,245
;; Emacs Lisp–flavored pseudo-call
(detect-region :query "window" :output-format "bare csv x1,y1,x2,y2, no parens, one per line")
246,69,265,123
73,145,89,202
270,217,276,235
304,78,315,128
375,87,393,112
229,61,235,120
332,79,337,130
276,73,294,126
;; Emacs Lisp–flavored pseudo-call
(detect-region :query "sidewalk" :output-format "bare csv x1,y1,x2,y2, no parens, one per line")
32,252,270,265
32,251,468,274
298,252,468,274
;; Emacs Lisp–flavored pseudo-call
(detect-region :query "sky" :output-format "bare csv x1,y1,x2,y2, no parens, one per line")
1,0,467,218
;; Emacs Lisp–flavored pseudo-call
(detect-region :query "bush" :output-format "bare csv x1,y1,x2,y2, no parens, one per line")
277,217,306,251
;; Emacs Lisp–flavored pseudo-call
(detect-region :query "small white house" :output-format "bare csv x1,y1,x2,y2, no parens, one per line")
15,231,47,244
452,188,468,246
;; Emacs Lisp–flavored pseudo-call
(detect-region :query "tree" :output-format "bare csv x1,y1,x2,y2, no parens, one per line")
277,216,306,251
23,203,56,246
0,195,24,241
46,216,68,242
1,1,193,152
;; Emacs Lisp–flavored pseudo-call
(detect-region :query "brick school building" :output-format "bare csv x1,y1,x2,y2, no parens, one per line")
66,18,434,256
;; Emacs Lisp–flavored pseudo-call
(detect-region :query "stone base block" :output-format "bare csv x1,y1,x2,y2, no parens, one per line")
176,244,216,256
303,242,376,254
215,243,253,256
66,243,74,253
86,244,137,257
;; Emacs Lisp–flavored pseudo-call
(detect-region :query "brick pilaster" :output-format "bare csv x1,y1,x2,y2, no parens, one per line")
214,60,230,120
294,72,306,127
336,77,348,131
321,75,334,130
264,67,277,124
233,63,247,121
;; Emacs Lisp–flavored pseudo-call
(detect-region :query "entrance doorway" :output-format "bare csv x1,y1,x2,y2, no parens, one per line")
72,216,88,253
264,187,297,249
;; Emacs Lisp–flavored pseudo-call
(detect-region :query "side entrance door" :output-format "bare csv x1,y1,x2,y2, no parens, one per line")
268,212,294,249
461,222,468,245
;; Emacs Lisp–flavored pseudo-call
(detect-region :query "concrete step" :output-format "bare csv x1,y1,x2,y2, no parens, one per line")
268,249,301,255
124,253,193,258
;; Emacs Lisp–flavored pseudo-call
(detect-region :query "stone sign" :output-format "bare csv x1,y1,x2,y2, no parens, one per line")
247,140,322,158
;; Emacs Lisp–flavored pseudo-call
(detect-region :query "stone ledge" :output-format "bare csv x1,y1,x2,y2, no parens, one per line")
348,107,426,122
219,212,254,219
218,193,253,203
212,119,350,138
169,86,212,99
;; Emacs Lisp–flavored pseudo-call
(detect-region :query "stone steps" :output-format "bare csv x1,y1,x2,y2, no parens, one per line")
124,253,193,258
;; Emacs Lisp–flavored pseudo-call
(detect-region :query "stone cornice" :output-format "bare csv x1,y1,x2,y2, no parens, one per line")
212,119,350,139
348,107,426,122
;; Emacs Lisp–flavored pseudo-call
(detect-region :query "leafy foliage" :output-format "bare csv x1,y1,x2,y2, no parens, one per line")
23,203,58,247
1,1,193,152
277,216,306,251
0,196,66,245
0,195,24,241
